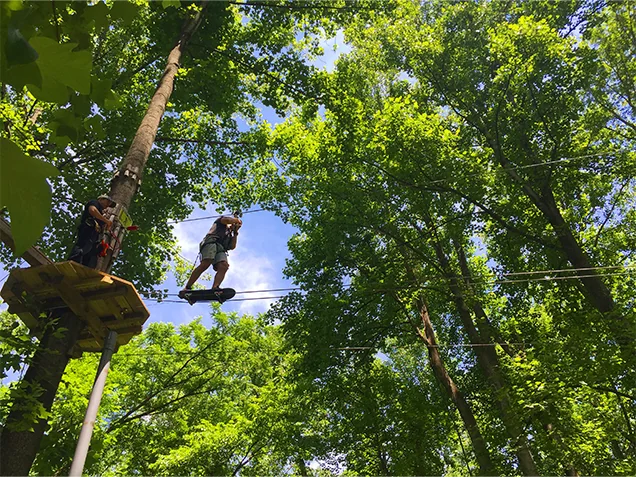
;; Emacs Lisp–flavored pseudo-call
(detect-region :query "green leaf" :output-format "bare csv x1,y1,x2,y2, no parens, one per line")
30,36,92,95
71,93,91,117
5,26,38,67
51,108,83,143
27,76,69,104
84,115,106,140
5,60,41,90
110,1,139,26
91,77,121,109
162,0,181,8
83,1,109,31
90,76,113,107
0,138,59,256
104,89,121,109
0,1,23,13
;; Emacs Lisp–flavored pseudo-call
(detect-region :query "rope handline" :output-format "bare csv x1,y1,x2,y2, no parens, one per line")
140,265,636,300
142,268,636,306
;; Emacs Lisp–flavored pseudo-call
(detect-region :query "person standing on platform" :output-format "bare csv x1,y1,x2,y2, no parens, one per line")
69,195,115,269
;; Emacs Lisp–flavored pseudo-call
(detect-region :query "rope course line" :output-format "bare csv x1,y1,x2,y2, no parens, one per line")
111,342,530,358
426,151,633,186
142,268,636,306
145,295,287,304
166,208,270,225
140,265,636,300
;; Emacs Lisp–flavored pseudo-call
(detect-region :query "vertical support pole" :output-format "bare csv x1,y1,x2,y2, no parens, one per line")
68,330,118,477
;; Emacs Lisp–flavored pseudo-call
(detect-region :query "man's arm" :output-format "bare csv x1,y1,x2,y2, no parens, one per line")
219,216,242,226
228,219,242,250
88,206,112,230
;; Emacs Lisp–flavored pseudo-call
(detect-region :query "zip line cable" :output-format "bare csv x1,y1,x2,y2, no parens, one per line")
166,208,270,225
426,151,632,186
109,341,531,360
142,268,636,305
140,264,636,299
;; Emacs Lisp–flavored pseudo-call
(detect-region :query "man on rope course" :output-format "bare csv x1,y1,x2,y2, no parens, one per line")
178,211,242,304
68,194,115,269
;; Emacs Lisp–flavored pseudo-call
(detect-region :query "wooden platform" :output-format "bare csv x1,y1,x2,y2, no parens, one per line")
0,261,150,354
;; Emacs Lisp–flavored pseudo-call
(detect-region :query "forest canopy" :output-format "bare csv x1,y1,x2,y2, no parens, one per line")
1,0,635,475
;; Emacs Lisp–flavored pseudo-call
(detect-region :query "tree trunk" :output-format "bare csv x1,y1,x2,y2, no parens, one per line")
415,299,496,476
0,313,83,476
295,457,309,477
456,240,583,476
488,140,632,346
396,244,496,475
453,243,513,357
426,228,540,476
99,3,209,272
0,8,208,475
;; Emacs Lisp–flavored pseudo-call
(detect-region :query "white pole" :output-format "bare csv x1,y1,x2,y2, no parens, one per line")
69,330,118,477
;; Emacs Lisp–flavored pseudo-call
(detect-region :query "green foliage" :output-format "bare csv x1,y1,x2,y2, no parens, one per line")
27,37,92,103
0,138,59,256
32,312,310,475
2,1,636,475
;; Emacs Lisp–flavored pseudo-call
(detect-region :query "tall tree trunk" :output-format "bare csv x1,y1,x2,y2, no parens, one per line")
487,138,632,346
425,222,540,476
455,240,581,476
414,298,496,476
0,313,83,476
99,3,208,272
397,246,496,475
0,7,208,476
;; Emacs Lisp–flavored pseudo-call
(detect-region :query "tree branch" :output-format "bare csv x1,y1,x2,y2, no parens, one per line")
106,337,224,431
592,178,632,248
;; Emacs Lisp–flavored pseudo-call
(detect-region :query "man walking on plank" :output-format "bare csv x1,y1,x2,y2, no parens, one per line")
179,211,242,300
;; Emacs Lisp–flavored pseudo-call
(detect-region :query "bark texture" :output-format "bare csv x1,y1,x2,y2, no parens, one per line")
425,223,540,476
0,313,83,476
415,299,496,476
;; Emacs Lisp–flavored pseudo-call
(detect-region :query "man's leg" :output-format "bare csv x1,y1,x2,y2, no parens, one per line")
212,260,229,289
184,259,213,289
84,246,99,269
68,244,83,263
69,237,94,266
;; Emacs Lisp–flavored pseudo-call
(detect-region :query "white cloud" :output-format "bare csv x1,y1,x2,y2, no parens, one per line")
225,246,278,315
172,221,204,257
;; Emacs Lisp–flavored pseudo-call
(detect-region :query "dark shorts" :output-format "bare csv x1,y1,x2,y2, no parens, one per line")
200,239,228,269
